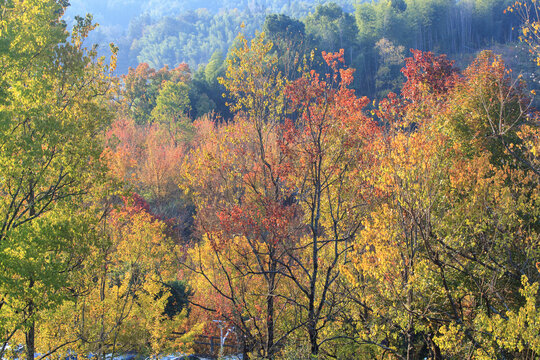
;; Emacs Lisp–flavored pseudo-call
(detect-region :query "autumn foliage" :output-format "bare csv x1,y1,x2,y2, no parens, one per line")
3,6,540,360
179,36,540,360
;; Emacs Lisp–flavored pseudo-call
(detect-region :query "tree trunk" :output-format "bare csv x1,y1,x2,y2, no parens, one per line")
266,293,274,359
406,288,413,360
266,270,275,359
309,324,319,357
25,318,35,360
25,280,35,360
26,185,36,360
430,334,442,360
308,228,319,357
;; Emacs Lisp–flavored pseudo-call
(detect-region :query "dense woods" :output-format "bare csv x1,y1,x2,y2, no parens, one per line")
69,0,525,97
1,0,540,360
86,0,536,120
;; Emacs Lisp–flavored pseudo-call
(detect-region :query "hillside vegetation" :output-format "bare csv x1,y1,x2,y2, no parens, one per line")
1,1,540,360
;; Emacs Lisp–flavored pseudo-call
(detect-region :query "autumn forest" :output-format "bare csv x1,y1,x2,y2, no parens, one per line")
1,0,540,359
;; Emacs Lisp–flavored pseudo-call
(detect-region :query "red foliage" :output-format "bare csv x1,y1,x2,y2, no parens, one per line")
283,50,379,165
217,197,297,249
124,193,151,214
401,49,457,102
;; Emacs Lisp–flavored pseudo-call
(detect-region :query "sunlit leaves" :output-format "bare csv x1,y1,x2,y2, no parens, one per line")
220,32,287,124
510,0,540,66
0,0,116,356
345,48,540,359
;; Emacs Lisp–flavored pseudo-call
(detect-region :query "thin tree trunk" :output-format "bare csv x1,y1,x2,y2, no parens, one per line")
25,184,36,360
266,291,275,359
266,268,276,359
25,291,35,360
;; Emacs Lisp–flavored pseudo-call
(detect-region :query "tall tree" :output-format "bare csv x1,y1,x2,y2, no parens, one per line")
0,1,116,358
184,34,380,359
304,3,359,65
281,49,379,357
183,33,296,359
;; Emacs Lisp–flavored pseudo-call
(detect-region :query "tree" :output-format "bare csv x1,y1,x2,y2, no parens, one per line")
375,38,405,97
304,3,359,65
30,196,197,360
348,114,453,359
105,116,192,240
510,0,540,66
121,63,158,124
185,34,380,358
263,14,306,46
263,14,308,78
120,63,191,124
184,33,297,359
0,2,116,359
204,50,225,85
280,49,379,357
151,80,191,124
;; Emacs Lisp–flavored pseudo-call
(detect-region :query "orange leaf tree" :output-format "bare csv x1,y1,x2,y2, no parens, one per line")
279,49,379,357
182,33,298,359
183,33,380,359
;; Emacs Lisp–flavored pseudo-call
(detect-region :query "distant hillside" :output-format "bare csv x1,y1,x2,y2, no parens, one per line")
64,0,355,73
63,0,533,103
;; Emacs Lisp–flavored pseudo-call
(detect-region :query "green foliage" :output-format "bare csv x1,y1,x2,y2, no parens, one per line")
351,0,521,96
473,276,540,358
345,48,540,359
374,37,405,97
264,14,307,69
264,14,306,41
204,50,224,85
0,0,116,356
120,63,192,124
163,280,192,319
305,2,358,53
132,9,265,71
5,2,540,360
152,80,191,123
68,0,527,102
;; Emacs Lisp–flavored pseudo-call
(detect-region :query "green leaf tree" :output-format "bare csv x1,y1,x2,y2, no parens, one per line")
151,80,191,124
0,1,116,359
